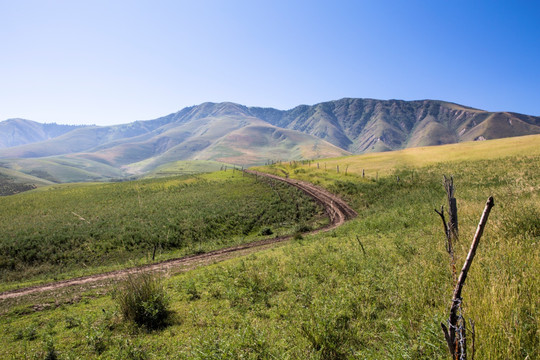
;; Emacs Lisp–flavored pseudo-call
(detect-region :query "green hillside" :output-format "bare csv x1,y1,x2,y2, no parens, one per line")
1,135,538,359
142,160,238,178
193,125,351,165
0,171,326,288
0,166,54,196
0,156,125,184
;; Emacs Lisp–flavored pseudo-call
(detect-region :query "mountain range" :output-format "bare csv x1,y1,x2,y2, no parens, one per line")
1,98,539,185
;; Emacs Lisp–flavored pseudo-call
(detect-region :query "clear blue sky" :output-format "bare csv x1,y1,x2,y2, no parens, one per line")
1,0,539,125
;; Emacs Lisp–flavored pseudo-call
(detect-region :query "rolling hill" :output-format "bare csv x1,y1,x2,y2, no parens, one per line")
0,119,86,149
0,98,538,185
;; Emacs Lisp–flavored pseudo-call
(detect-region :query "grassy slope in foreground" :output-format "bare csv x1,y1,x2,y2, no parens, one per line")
0,170,326,291
1,135,539,359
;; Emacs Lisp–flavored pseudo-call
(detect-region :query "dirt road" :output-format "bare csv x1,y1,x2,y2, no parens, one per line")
0,171,356,300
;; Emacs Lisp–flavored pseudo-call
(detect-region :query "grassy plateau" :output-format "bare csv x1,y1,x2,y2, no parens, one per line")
0,135,539,359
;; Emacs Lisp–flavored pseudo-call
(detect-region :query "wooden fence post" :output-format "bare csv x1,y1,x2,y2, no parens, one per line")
439,194,494,360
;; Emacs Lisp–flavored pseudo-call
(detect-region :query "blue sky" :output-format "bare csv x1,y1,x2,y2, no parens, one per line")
1,0,539,125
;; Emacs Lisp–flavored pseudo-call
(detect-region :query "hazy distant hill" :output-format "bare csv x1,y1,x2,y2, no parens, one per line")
0,102,349,182
0,98,539,185
0,119,86,148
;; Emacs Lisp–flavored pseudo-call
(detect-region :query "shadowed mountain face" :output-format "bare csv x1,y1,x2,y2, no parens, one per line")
0,98,539,182
248,98,540,153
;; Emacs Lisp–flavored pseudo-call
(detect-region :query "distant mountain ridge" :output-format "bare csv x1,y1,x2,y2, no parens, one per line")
1,98,539,184
247,98,540,152
0,119,86,148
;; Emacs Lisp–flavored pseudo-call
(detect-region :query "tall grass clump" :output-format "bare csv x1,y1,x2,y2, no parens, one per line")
115,272,170,330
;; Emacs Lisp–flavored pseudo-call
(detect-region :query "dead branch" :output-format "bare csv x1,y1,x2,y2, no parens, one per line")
435,205,457,284
72,212,90,223
442,196,494,359
469,319,475,360
355,235,366,256
434,205,450,250
444,176,459,241
453,196,494,300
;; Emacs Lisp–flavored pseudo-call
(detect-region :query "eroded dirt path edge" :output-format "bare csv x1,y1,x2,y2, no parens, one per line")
0,171,357,300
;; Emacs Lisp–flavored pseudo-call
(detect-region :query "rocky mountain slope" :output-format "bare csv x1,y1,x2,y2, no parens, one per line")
0,98,538,183
248,98,540,152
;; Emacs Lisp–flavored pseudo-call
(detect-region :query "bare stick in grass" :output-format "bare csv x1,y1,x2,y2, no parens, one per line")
441,196,494,359
355,235,366,256
444,176,459,241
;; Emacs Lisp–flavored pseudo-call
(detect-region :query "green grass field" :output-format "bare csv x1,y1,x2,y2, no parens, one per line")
141,160,238,178
1,135,538,359
0,170,326,290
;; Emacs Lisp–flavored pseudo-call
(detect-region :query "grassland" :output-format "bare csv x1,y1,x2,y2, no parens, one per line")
0,167,54,196
0,170,326,290
141,160,237,178
0,156,125,185
1,135,538,359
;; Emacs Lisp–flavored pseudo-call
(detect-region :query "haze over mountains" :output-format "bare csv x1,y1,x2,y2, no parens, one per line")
1,98,539,185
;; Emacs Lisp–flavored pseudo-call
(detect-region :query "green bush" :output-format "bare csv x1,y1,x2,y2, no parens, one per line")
115,272,170,329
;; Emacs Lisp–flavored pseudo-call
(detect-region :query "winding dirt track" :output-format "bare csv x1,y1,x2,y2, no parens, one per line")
0,171,356,300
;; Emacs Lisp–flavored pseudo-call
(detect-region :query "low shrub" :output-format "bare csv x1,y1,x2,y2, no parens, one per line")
115,272,170,330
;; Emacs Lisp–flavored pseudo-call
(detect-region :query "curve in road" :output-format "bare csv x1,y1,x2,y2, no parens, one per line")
0,170,356,300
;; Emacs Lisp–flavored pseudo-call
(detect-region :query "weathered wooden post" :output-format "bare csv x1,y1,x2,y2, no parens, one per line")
436,176,494,360
444,176,459,241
